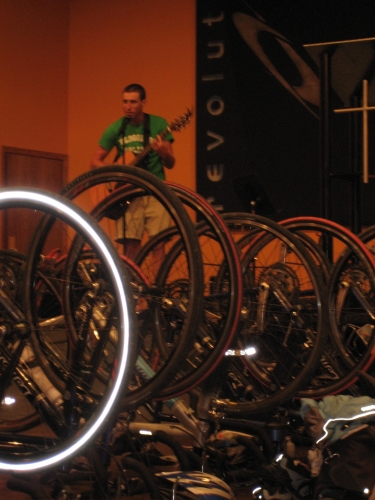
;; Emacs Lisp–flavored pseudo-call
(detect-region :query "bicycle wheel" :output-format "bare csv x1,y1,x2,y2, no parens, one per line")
59,166,204,408
206,212,328,416
279,216,373,281
139,182,243,399
86,181,242,403
0,188,133,471
279,217,375,398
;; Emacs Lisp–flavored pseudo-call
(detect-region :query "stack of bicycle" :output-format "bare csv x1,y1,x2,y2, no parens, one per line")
0,165,374,499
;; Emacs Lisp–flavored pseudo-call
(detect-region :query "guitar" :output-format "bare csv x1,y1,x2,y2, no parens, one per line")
122,108,193,166
96,109,193,206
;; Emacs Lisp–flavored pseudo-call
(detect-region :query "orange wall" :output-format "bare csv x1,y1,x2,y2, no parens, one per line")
68,0,196,189
0,1,69,158
1,0,196,189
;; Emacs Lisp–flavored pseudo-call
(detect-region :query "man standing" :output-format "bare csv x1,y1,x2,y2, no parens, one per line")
90,83,175,260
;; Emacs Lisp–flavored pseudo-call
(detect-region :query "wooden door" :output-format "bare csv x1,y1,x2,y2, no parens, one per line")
2,147,67,253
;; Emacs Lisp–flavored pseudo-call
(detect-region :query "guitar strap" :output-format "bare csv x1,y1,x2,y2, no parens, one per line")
138,113,150,170
113,116,130,163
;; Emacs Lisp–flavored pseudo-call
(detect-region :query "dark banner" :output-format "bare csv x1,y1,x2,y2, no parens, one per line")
196,0,375,224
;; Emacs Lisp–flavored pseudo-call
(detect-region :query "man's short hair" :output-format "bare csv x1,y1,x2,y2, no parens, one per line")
123,83,146,100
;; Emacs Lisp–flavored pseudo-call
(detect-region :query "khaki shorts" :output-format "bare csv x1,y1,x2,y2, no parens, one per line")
116,195,170,241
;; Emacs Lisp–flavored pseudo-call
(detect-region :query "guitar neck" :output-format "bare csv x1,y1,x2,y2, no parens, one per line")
125,109,191,166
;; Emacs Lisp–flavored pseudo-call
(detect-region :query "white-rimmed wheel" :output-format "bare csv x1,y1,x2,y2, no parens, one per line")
0,188,134,471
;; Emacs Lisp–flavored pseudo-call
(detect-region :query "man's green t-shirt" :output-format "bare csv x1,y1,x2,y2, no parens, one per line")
98,114,173,180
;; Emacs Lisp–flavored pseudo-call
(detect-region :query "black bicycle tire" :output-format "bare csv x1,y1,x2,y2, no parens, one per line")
279,217,375,399
139,182,243,399
60,166,204,408
144,220,241,399
207,212,328,416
